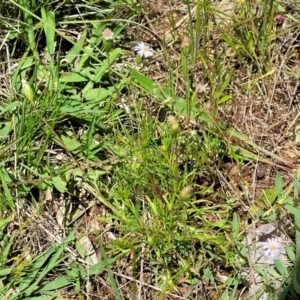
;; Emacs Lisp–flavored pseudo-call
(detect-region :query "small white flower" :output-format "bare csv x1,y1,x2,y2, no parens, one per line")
102,28,114,40
133,42,154,58
197,83,209,93
262,238,283,259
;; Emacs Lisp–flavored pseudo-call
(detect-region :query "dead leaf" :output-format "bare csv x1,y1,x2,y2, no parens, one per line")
78,235,99,265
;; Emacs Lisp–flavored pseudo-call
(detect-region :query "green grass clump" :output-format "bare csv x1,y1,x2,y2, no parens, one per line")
1,0,300,299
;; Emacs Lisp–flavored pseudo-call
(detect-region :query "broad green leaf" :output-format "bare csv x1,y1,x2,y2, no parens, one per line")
52,176,66,193
53,135,81,152
226,127,293,167
259,188,277,205
218,95,231,104
285,244,295,261
75,238,94,265
274,259,288,276
59,71,90,83
0,122,13,138
68,115,107,132
84,87,113,102
285,205,300,219
131,69,223,128
130,69,189,115
89,258,115,275
0,267,12,276
39,276,72,291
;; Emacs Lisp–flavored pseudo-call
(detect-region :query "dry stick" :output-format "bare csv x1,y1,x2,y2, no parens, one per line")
144,6,196,43
226,127,295,171
278,109,300,145
288,80,300,112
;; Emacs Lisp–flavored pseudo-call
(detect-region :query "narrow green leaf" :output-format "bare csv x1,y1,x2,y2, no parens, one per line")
62,28,87,64
0,168,14,209
0,102,20,117
295,179,300,191
285,70,300,78
275,174,283,195
0,217,12,230
0,238,13,265
99,240,122,300
215,69,233,100
294,263,300,294
42,10,56,56
18,249,56,292
81,48,122,96
25,297,55,300
89,258,115,275
90,23,106,45
232,213,240,239
24,232,75,296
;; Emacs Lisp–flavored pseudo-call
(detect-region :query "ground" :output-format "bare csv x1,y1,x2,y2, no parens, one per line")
0,0,300,299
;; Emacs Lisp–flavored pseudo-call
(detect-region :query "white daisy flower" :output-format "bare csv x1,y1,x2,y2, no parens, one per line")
262,237,283,259
133,42,154,58
197,83,209,93
102,28,114,40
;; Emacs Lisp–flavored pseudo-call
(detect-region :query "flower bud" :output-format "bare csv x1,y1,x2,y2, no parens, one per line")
21,79,34,101
181,36,191,55
167,115,180,133
102,28,114,41
190,130,198,137
179,185,193,201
